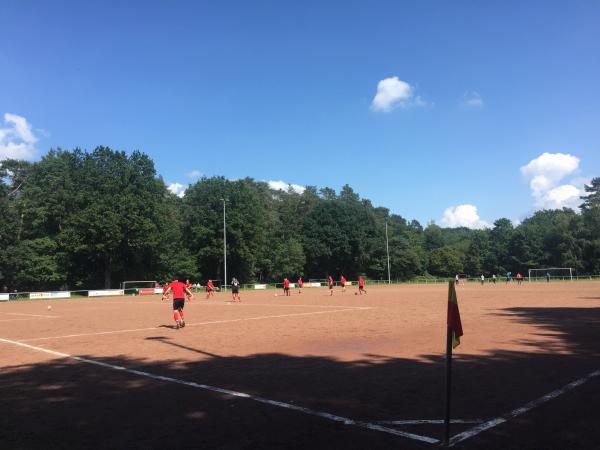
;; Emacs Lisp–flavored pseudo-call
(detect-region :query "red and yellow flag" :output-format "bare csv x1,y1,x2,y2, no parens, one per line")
447,281,463,348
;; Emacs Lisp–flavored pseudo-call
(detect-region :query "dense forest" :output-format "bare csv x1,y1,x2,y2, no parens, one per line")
1,147,599,291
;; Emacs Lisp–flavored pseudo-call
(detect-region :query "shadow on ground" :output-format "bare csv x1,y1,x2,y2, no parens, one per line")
1,306,599,449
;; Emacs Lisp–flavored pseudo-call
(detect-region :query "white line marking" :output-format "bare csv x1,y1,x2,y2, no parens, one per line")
376,419,483,425
1,312,59,318
0,337,438,445
67,301,370,309
0,318,50,322
20,308,370,342
449,369,600,446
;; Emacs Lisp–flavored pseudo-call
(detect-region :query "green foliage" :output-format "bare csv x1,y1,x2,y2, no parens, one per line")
1,150,598,291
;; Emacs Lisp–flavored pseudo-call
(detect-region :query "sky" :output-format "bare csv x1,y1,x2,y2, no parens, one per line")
1,0,599,227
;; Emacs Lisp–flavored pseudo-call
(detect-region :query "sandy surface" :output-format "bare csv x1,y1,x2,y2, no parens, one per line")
1,282,599,449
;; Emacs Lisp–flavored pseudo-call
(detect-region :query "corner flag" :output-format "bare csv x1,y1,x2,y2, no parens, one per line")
447,281,463,348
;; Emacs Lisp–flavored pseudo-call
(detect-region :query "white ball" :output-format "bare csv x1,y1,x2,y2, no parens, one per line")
47,305,52,310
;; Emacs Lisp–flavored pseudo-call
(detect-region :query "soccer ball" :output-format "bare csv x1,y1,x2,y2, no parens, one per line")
47,305,52,310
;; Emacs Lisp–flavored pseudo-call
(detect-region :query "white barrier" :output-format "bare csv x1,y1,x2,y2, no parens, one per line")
0,294,8,301
88,289,125,297
289,283,296,288
307,282,321,288
30,291,71,299
154,288,163,294
254,284,267,290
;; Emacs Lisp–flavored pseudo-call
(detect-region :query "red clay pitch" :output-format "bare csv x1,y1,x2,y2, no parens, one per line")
1,282,599,449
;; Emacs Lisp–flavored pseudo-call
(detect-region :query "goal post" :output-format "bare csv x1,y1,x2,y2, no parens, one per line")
527,268,573,282
120,280,158,289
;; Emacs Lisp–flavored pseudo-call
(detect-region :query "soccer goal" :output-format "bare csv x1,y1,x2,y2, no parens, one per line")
527,268,573,282
120,280,158,289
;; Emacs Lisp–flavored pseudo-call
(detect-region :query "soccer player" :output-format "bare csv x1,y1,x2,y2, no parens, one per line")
163,278,193,329
455,274,460,285
480,274,485,285
297,277,303,294
492,274,497,284
283,278,290,296
340,275,346,293
161,281,171,301
358,276,367,295
206,279,215,299
328,275,334,296
546,272,551,283
231,277,241,302
516,272,523,285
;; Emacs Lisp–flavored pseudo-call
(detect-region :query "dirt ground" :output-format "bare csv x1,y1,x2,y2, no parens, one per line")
1,281,599,449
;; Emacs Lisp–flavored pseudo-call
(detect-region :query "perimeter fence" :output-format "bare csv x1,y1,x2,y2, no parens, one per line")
3,274,600,302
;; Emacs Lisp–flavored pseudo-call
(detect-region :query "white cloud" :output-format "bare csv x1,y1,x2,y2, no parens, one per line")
0,113,39,160
167,182,187,197
462,91,483,108
520,152,584,209
186,170,202,178
371,76,425,112
440,204,490,229
268,180,305,194
544,185,582,209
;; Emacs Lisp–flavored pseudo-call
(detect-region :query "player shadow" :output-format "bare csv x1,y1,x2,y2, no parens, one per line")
2,305,600,449
145,336,222,359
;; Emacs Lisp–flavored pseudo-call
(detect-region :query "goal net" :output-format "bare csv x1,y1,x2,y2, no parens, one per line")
120,280,158,289
527,268,573,282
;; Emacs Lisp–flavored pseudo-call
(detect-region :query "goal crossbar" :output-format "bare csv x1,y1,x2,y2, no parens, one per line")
528,268,573,281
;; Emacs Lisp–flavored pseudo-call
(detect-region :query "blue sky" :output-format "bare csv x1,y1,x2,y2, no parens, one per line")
1,0,599,227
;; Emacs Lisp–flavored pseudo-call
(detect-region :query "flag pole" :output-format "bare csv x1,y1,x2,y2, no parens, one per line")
443,322,453,446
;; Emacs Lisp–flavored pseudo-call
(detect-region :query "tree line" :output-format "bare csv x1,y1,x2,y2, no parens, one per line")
1,147,599,291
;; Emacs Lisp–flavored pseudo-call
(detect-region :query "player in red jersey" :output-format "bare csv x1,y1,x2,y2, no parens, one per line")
283,278,290,296
185,279,193,300
328,275,334,296
358,277,367,295
297,277,303,294
340,275,346,293
206,279,215,299
163,278,193,329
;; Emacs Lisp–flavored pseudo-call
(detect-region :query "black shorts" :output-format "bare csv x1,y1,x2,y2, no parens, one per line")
284,287,289,292
329,285,333,290
173,298,185,310
232,286,239,294
359,285,365,291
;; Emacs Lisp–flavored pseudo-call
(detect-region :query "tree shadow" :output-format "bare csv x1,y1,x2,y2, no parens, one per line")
1,305,599,449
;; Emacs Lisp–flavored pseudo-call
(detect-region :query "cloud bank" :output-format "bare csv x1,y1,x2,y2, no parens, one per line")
440,204,490,229
462,90,483,108
167,183,187,197
0,113,39,160
371,77,425,112
268,180,305,194
520,152,583,209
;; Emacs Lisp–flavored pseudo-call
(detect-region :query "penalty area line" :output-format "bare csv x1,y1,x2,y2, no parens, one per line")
449,368,600,446
19,308,369,343
0,337,438,445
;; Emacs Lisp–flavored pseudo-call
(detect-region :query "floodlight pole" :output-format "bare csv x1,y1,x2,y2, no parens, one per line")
385,221,391,284
222,198,227,292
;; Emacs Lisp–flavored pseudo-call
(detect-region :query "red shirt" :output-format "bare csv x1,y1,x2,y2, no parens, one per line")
328,276,333,286
170,280,186,299
359,278,365,286
298,278,303,286
284,279,290,288
162,283,170,294
341,276,346,284
207,280,214,288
